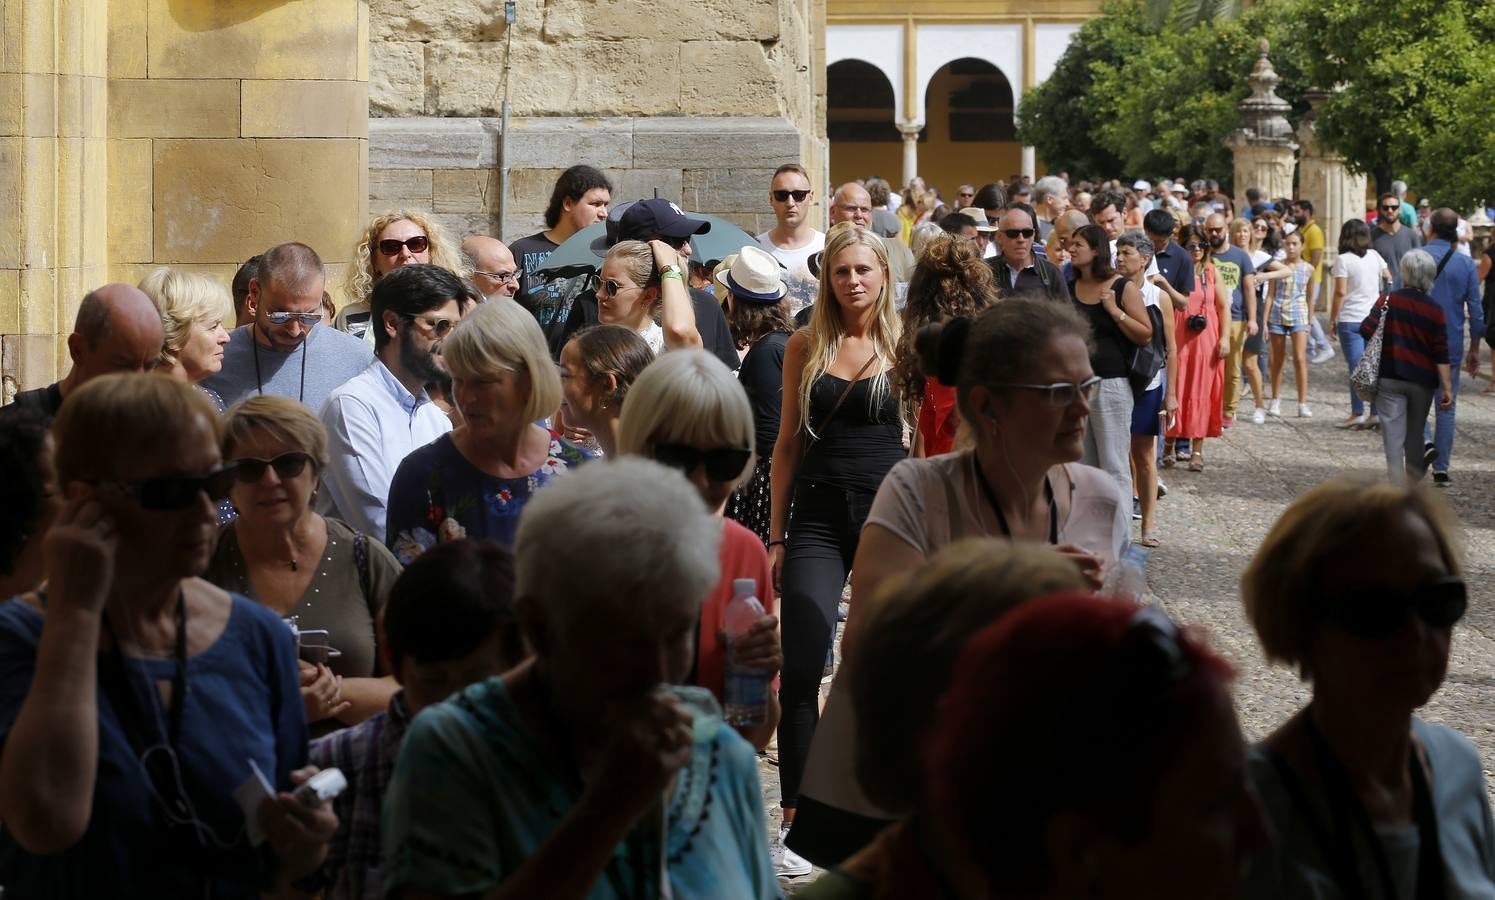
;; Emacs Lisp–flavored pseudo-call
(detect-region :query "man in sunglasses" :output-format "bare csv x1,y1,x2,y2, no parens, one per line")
1372,190,1424,290
3,284,164,421
460,235,520,300
987,207,1067,302
318,265,461,542
757,163,824,311
204,242,373,412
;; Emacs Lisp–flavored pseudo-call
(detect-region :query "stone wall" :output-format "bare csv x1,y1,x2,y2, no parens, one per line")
367,0,827,244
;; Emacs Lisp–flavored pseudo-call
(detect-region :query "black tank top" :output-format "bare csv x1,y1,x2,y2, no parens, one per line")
1069,276,1132,379
798,372,905,494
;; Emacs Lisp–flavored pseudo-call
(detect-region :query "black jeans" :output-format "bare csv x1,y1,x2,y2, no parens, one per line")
776,480,875,809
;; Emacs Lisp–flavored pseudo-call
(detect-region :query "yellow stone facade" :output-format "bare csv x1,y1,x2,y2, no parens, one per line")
1,0,368,397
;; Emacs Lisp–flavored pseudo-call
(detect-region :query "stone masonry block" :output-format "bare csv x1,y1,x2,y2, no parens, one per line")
370,41,424,116
540,0,778,43
55,75,81,137
242,80,368,139
0,270,18,332
432,168,499,214
506,39,677,117
679,42,781,117
154,138,365,265
371,0,508,42
2,334,60,398
0,76,19,136
1,0,22,73
53,266,81,332
502,212,547,242
424,41,507,117
502,117,632,170
633,117,802,169
107,0,147,77
80,138,107,266
369,169,433,210
107,138,152,263
504,167,564,216
108,79,241,138
0,139,18,268
612,169,685,205
18,267,55,334
22,74,55,137
682,167,778,214
370,117,496,169
21,137,55,270
430,211,497,244
55,137,82,268
21,0,55,74
148,0,362,80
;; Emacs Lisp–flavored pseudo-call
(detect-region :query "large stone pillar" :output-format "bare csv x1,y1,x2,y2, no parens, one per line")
1297,88,1368,271
898,122,921,188
1225,40,1297,216
1022,146,1037,180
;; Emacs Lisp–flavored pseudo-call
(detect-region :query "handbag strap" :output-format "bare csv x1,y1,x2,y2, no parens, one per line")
806,353,878,449
1432,245,1456,284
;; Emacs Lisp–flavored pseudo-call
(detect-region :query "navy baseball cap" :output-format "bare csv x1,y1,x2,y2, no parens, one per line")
591,199,710,256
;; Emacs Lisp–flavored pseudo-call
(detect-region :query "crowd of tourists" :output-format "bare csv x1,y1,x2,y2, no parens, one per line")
0,161,1490,899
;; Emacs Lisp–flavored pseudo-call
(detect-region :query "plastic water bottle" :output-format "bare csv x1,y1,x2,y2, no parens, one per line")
723,578,770,727
1105,541,1152,603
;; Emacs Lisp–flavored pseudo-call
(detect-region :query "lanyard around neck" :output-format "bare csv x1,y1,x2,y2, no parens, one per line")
252,330,308,404
972,455,1058,545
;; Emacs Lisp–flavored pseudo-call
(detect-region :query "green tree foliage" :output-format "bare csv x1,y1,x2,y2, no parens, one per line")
1145,0,1242,31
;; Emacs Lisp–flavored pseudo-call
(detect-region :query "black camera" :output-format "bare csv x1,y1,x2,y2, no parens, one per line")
1187,313,1208,332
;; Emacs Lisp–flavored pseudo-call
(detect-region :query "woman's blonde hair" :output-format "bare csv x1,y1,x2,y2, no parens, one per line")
222,395,330,472
53,374,223,484
602,240,662,315
797,223,901,437
616,350,756,488
137,267,234,368
344,210,468,306
1242,478,1463,676
444,300,563,425
851,540,1086,813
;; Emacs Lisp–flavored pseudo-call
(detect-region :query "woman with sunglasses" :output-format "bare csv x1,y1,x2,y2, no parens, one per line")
790,298,1125,869
617,349,783,750
1065,224,1152,501
385,300,591,563
207,396,402,732
1164,224,1231,469
592,239,702,355
1240,480,1494,899
0,374,336,897
338,210,469,346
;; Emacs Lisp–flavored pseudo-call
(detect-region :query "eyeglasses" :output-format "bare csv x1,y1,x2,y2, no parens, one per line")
402,314,456,338
653,443,752,482
232,452,313,484
378,236,430,256
991,375,1102,407
838,204,872,215
1184,242,1206,251
593,276,642,297
1002,228,1036,239
264,311,323,326
474,269,518,284
1321,576,1467,640
772,189,811,203
98,466,239,511
1252,223,1269,231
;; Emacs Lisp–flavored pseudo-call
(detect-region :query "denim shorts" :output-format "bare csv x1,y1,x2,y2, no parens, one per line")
1268,321,1309,336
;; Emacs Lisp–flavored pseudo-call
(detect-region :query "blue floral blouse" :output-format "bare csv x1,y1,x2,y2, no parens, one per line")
385,430,592,563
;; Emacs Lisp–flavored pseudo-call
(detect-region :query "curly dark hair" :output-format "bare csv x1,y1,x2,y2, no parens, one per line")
0,408,52,576
893,233,998,405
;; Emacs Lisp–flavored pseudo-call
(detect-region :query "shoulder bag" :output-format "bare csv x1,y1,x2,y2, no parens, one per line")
1353,249,1455,402
1126,278,1167,395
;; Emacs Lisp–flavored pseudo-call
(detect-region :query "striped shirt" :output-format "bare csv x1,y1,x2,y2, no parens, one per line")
1359,288,1449,388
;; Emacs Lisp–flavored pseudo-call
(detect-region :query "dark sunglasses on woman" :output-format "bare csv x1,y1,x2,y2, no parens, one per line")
233,452,314,484
1321,576,1467,640
97,466,240,511
653,443,752,482
378,235,430,256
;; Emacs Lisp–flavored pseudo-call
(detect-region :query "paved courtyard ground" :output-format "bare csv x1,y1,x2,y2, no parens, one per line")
770,348,1495,893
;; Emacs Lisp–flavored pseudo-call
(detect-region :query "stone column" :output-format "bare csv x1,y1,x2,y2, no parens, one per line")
898,122,921,188
1297,88,1368,271
1224,40,1297,216
0,0,110,398
1022,146,1037,180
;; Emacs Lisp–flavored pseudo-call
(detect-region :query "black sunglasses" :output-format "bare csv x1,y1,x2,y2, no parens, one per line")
653,443,752,482
1380,205,1400,213
1002,228,1036,239
378,235,430,256
772,189,811,203
1321,577,1467,640
591,275,642,297
1184,242,1206,251
100,466,239,511
232,452,314,484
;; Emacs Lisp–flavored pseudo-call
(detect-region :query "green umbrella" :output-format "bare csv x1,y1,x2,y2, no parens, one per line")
536,202,758,275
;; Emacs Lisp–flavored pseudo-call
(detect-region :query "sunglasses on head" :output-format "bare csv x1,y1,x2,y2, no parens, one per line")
378,235,430,256
1003,228,1036,239
653,443,752,482
232,452,313,484
265,310,323,326
772,189,811,203
1321,576,1467,640
402,314,455,338
99,466,239,511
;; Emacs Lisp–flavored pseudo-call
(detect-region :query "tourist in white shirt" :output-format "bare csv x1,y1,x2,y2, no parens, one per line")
319,264,462,542
758,163,825,314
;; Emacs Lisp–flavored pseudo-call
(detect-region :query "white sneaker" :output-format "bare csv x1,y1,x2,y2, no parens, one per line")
1310,346,1336,364
1252,406,1267,425
1298,403,1313,418
773,827,813,878
1268,398,1282,417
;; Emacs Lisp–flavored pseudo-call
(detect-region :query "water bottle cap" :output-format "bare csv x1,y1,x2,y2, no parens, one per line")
732,578,756,596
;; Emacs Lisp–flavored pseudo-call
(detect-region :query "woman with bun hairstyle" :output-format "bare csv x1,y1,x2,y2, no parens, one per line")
768,223,904,877
893,233,998,458
555,324,654,456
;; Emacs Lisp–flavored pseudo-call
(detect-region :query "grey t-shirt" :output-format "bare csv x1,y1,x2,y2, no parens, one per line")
1372,225,1424,290
203,324,375,412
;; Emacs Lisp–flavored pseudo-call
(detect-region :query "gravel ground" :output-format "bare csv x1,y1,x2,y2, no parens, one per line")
765,349,1495,893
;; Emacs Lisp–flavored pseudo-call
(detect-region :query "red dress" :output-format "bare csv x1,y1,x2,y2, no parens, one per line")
917,381,959,457
1167,263,1224,440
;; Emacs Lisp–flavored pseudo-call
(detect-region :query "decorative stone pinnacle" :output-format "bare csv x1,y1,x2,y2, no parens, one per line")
1232,37,1295,146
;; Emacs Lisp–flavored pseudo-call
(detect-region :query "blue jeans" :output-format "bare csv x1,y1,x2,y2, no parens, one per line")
1308,317,1331,356
1422,367,1461,473
1337,322,1373,417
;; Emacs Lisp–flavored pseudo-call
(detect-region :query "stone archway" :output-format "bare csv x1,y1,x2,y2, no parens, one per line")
826,59,901,188
920,58,1021,196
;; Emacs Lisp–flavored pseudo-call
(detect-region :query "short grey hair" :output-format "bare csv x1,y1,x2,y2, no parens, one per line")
1400,249,1437,292
514,458,720,638
1032,176,1068,206
1115,232,1156,259
1391,180,1408,199
909,222,946,260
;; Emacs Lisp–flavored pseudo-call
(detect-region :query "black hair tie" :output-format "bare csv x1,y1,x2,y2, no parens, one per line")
936,316,972,386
